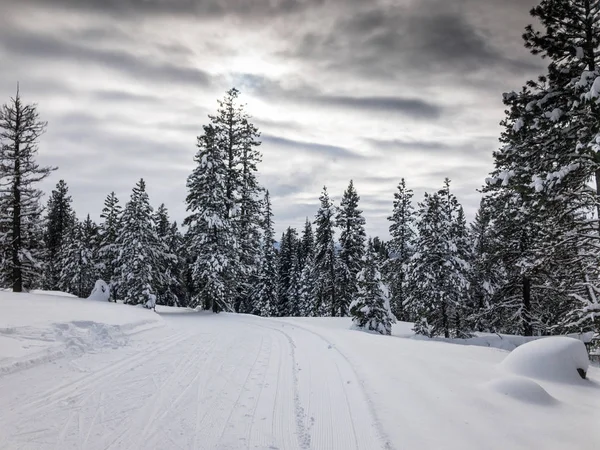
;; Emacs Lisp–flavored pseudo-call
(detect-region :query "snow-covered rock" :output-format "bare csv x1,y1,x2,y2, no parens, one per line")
501,337,589,383
484,375,557,405
87,280,110,302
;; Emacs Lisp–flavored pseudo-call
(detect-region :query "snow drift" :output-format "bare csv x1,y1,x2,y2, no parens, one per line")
484,375,557,405
501,336,590,383
87,279,110,301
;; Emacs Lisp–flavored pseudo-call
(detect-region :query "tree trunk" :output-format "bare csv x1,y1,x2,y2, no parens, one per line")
522,275,533,336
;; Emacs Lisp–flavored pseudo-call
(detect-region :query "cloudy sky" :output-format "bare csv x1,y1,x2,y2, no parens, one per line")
0,0,544,238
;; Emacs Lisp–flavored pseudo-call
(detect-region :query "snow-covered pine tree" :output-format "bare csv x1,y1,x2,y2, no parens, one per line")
335,180,366,317
467,199,505,332
253,191,277,317
97,192,122,301
44,180,75,290
207,88,263,311
517,0,600,333
0,87,55,291
350,239,396,335
235,117,263,312
58,215,98,298
313,186,337,316
184,125,236,312
153,204,181,307
386,178,415,321
115,179,164,307
407,180,470,338
277,227,298,316
297,218,316,316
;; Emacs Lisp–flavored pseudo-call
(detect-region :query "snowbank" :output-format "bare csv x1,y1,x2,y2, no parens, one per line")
0,290,163,375
484,375,557,405
502,336,590,383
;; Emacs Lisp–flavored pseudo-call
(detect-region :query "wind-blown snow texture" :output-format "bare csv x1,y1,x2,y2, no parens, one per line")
0,291,598,449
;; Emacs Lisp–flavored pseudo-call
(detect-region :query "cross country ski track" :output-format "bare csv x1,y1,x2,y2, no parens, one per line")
0,312,390,450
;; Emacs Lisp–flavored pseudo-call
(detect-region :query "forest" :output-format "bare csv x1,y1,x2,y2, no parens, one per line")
1,0,600,340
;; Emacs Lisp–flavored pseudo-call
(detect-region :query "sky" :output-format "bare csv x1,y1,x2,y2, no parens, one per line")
0,0,544,238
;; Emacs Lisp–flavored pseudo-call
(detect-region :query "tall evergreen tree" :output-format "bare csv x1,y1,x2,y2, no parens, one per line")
386,178,415,321
335,180,366,317
407,181,470,338
98,192,122,301
44,180,75,290
313,186,337,316
253,191,277,316
115,179,164,307
0,87,54,291
153,204,181,307
277,227,298,316
207,88,262,311
58,215,98,298
350,239,396,335
184,125,236,312
297,218,316,316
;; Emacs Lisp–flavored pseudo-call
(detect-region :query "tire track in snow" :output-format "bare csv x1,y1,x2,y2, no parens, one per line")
244,317,392,450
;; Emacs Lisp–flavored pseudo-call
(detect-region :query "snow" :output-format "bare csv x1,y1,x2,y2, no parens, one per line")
501,336,590,383
87,279,110,301
484,375,557,405
0,293,598,449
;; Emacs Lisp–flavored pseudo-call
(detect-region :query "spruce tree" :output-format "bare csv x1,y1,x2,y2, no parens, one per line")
153,204,181,306
350,239,396,335
277,227,298,316
313,186,336,316
44,180,75,290
253,191,277,317
386,178,415,321
207,88,262,312
335,180,366,317
0,87,54,291
115,179,164,307
58,215,98,298
297,218,316,316
98,192,122,301
184,125,236,312
407,181,470,338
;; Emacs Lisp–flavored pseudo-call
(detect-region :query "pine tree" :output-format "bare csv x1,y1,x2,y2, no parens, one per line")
98,192,122,301
386,178,415,321
235,117,263,312
58,215,98,298
350,239,396,335
0,87,55,291
277,227,298,316
407,181,470,338
44,180,75,290
184,125,236,312
115,179,164,307
297,218,316,316
207,88,262,312
253,191,277,317
335,180,366,317
153,204,181,306
313,186,336,316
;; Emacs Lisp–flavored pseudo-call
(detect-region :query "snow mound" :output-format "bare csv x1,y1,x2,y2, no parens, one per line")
502,337,589,383
87,279,110,301
485,375,557,405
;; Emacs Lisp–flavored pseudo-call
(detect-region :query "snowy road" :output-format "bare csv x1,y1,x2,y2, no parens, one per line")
0,311,389,450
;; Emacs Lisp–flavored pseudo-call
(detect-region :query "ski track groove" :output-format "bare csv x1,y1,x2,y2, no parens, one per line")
0,315,395,450
0,329,191,425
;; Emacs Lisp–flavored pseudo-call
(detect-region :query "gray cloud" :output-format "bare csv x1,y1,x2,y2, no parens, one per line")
262,134,365,161
0,28,213,88
237,74,443,119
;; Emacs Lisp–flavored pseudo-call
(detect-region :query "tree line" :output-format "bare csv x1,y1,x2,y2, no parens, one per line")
1,0,600,338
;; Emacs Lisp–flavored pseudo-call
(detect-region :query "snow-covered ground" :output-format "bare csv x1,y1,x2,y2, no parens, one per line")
0,291,598,449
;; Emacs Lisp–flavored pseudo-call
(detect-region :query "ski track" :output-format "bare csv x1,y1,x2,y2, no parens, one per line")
0,314,389,450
